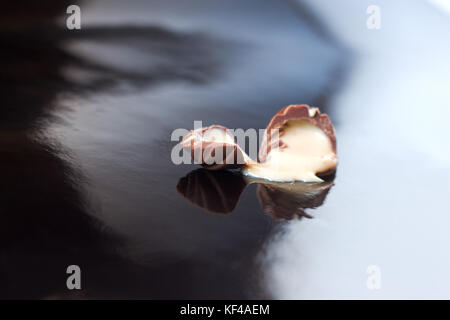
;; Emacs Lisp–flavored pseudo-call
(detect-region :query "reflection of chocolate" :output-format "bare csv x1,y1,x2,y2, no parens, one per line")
181,125,248,170
255,181,334,220
176,169,248,213
176,169,334,219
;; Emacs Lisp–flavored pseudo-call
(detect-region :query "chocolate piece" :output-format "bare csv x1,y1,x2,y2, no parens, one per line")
180,104,337,182
181,125,248,170
258,104,336,162
243,104,337,182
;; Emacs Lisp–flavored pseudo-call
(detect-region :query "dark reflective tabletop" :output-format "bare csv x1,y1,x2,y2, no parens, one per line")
1,0,450,299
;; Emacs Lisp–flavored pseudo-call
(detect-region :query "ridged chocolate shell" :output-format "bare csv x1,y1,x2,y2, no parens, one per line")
258,104,337,168
181,125,248,170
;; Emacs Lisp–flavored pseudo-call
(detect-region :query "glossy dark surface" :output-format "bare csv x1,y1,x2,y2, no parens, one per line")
2,0,450,299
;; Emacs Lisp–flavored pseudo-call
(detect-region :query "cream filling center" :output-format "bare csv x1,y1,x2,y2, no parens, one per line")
243,121,336,182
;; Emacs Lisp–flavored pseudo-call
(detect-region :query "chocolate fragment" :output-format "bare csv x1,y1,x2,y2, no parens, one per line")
181,125,248,170
259,104,336,163
180,104,337,181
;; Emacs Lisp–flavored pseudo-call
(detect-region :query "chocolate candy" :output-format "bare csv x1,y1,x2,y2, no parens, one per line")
258,104,336,162
180,125,248,170
179,104,337,182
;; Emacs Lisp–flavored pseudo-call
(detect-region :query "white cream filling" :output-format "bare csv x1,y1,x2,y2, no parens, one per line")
243,120,336,182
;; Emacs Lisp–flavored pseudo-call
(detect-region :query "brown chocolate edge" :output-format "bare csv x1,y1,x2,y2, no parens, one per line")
181,125,233,146
181,125,247,170
258,104,337,176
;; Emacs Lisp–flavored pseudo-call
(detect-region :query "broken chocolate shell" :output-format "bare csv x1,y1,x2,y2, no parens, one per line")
180,125,249,170
241,104,337,182
258,104,337,162
180,104,337,182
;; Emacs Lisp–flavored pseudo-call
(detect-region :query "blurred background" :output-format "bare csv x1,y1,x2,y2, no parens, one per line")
1,0,450,299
